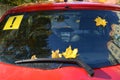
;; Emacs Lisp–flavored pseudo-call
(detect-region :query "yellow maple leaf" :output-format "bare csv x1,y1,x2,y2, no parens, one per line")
62,45,78,59
51,49,62,58
31,55,37,60
94,16,107,27
62,46,72,58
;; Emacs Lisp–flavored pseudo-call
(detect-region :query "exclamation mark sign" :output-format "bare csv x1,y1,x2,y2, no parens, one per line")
10,17,16,28
3,15,24,30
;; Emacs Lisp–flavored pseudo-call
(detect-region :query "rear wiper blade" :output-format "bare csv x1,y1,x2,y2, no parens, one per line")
15,58,94,76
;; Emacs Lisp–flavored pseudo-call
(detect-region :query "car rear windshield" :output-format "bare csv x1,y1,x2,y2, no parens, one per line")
0,10,120,68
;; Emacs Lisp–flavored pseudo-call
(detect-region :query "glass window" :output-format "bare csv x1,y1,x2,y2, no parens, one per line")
0,10,120,69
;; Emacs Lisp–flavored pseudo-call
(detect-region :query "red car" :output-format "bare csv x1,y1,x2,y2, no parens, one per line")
0,1,120,80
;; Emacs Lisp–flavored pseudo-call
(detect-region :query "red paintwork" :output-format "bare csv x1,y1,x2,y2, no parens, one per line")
1,2,120,80
0,62,120,80
1,2,120,22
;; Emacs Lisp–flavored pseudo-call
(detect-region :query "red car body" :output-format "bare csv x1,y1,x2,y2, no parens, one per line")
0,2,120,80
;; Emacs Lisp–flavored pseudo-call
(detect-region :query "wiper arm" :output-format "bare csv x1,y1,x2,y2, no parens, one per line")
15,58,94,76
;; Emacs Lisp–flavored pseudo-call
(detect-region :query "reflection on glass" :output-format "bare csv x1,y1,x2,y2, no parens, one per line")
0,10,120,69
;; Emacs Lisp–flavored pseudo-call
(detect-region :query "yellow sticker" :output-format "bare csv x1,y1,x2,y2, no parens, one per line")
3,15,24,30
